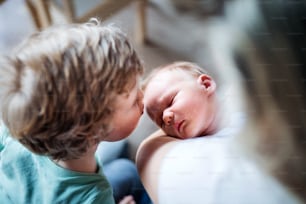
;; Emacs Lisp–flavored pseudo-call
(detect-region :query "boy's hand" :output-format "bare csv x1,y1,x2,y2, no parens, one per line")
118,195,135,204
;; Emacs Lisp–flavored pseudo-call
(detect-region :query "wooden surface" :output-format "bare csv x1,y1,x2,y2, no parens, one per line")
25,0,147,43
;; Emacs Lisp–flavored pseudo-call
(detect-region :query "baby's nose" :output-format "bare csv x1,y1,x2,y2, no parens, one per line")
163,110,174,126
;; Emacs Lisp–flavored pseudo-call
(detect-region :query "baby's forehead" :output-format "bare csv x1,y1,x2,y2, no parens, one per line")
143,83,162,108
147,69,197,92
148,69,188,83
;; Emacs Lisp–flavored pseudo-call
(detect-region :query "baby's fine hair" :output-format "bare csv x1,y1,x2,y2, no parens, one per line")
142,61,207,90
0,18,143,160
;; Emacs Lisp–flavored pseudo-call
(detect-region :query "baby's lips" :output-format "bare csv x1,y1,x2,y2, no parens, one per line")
174,120,184,133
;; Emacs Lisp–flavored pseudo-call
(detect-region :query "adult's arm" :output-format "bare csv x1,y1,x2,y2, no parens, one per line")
136,129,179,203
136,129,226,204
135,127,300,204
135,129,224,203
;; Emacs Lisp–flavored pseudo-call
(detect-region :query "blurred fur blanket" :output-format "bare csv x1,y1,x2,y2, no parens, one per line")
173,0,306,201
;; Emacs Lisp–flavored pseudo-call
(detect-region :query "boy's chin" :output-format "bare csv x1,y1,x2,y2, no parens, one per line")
103,133,130,142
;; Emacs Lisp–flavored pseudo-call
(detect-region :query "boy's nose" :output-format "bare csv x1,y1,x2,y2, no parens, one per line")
138,90,144,114
139,100,144,114
163,110,174,126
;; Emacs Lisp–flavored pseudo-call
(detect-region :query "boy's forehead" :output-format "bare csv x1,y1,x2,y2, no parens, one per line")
114,82,138,108
122,75,141,95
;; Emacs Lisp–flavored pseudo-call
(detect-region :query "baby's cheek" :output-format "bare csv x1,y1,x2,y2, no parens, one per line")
185,122,200,138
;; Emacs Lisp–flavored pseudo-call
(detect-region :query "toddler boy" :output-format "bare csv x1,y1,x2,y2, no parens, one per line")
0,19,144,203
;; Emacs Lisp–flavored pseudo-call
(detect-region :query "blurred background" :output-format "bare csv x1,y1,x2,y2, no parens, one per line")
0,0,233,159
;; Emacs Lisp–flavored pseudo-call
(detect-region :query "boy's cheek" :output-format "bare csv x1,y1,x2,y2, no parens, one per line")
123,112,142,134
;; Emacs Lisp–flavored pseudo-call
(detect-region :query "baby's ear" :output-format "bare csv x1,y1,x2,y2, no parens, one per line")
197,74,216,95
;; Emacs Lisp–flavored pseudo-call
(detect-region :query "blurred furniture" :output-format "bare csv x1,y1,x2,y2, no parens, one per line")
25,0,147,43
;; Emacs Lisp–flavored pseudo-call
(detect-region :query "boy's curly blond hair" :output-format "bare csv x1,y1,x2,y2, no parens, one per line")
0,18,143,160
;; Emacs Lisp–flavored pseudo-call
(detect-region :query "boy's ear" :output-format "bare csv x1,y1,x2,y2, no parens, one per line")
197,74,216,95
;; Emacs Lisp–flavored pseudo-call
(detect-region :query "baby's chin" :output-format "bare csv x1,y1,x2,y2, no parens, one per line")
169,132,199,140
162,126,203,139
177,129,213,139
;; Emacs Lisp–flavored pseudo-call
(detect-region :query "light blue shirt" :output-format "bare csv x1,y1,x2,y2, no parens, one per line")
0,125,115,204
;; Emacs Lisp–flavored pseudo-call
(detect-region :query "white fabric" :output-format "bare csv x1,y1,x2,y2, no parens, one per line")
157,113,301,204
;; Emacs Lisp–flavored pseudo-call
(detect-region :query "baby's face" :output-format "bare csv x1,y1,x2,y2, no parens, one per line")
106,78,144,141
144,69,218,139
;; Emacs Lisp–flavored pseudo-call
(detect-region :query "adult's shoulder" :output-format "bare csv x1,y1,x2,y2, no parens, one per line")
136,129,180,177
136,129,229,203
136,129,180,203
137,129,178,160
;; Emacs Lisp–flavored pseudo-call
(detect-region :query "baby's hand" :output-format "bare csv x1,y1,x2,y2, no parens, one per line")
118,195,135,204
